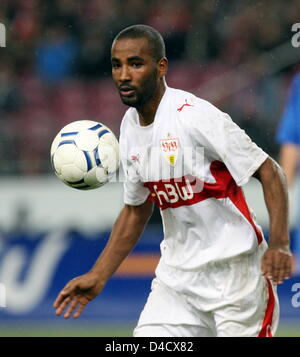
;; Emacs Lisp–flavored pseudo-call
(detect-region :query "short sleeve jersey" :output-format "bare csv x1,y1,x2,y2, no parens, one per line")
119,87,268,270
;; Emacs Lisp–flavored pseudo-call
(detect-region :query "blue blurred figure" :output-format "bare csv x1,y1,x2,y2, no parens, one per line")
277,72,300,274
36,24,78,83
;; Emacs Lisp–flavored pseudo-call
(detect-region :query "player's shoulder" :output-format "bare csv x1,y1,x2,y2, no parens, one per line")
170,87,229,126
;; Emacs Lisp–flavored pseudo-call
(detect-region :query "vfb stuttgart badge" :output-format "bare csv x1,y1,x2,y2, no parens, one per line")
160,134,179,166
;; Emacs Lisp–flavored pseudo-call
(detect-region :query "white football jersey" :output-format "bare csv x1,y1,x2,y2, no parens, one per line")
119,87,268,271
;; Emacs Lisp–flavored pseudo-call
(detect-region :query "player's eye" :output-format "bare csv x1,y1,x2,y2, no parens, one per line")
112,63,120,69
132,62,143,68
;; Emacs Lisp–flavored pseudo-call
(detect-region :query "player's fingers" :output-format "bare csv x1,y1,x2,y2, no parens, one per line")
64,297,79,319
275,258,289,284
53,282,75,308
55,296,72,316
282,255,293,280
272,267,284,284
271,253,292,284
73,302,87,319
271,251,286,283
270,256,281,283
53,291,69,308
278,251,293,279
261,254,273,279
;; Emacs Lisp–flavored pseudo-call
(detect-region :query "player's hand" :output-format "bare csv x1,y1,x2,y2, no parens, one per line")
261,245,294,284
53,271,104,318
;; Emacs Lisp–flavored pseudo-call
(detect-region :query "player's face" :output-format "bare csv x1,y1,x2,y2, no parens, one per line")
111,38,161,108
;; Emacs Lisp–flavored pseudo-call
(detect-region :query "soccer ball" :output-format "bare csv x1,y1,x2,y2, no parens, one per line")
50,120,119,190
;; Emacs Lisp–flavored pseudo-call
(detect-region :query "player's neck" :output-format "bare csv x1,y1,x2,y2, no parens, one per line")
137,81,166,126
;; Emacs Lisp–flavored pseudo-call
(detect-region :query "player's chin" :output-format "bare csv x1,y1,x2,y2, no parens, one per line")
120,95,139,107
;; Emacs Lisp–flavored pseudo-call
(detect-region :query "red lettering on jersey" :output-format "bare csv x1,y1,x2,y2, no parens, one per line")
160,139,178,152
144,161,263,245
171,141,177,149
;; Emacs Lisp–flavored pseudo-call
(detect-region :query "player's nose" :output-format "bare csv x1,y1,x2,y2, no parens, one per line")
119,65,131,82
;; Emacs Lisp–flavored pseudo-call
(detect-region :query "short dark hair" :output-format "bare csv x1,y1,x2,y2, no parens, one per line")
113,24,166,62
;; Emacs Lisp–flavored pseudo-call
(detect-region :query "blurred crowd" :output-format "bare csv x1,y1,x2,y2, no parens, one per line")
0,0,299,175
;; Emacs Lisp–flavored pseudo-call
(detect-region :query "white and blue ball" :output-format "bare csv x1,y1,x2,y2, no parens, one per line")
50,120,119,190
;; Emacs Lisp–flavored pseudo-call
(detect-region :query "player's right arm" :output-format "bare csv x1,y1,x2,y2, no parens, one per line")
53,200,153,318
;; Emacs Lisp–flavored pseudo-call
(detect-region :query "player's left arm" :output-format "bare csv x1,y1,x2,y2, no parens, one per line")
253,157,294,284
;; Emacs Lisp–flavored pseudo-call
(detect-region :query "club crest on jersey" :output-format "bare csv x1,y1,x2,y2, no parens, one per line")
160,136,179,166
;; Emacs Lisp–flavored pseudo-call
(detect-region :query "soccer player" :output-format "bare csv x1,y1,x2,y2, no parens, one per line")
54,25,293,337
277,72,300,274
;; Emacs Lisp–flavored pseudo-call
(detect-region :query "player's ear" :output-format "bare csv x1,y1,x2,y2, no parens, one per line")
158,57,168,78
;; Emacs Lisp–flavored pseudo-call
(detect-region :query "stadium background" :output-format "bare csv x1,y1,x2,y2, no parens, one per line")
0,0,299,337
